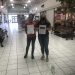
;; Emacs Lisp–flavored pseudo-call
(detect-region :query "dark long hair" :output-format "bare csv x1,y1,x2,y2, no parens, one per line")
40,15,49,23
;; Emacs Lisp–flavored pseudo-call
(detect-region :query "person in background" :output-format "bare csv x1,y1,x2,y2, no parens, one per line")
37,13,51,62
0,23,8,47
24,14,36,59
0,28,4,47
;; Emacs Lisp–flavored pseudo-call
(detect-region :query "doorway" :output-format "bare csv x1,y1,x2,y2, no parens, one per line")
8,15,17,23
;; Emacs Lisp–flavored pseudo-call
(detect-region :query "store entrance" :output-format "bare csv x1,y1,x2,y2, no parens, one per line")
8,14,18,32
8,14,29,32
8,15,17,23
12,16,17,23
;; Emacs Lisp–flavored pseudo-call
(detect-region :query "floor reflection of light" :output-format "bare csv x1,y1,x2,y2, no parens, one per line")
9,23,18,33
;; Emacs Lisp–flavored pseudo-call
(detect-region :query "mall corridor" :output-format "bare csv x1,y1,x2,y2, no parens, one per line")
0,23,75,75
0,0,75,75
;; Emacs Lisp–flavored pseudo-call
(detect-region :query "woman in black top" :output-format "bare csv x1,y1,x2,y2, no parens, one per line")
38,14,51,62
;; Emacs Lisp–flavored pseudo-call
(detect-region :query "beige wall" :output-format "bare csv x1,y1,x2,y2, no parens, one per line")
46,9,54,26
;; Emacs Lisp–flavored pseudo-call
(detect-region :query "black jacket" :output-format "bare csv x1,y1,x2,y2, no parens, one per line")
38,18,51,36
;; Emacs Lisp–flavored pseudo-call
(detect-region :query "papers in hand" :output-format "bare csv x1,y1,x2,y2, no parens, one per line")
39,25,46,34
27,25,34,34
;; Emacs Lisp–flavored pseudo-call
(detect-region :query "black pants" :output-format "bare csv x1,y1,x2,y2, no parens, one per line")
0,37,4,47
38,35,49,56
25,36,36,56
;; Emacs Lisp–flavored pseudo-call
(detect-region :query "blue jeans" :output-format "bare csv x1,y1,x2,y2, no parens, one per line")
38,35,49,55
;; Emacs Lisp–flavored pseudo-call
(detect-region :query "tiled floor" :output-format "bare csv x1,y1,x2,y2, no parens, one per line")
0,23,75,75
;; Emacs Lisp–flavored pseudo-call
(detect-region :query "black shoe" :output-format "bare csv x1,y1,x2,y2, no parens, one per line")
7,35,8,38
1,44,4,47
24,55,27,58
31,55,34,59
46,55,49,62
41,55,45,60
46,57,49,62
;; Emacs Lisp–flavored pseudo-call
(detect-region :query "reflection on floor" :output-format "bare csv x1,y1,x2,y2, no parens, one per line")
0,23,75,75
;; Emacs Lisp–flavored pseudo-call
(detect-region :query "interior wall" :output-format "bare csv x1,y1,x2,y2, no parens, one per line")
46,9,54,26
30,0,60,13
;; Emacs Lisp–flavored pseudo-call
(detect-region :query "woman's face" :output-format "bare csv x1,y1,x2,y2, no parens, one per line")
40,15,46,20
28,16,33,21
41,14,46,18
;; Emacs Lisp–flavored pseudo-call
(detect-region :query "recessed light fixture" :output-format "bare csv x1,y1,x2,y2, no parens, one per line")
12,6,14,8
10,0,13,2
27,0,31,3
0,5,4,8
25,4,27,7
11,4,13,6
24,6,26,8
35,7,37,10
